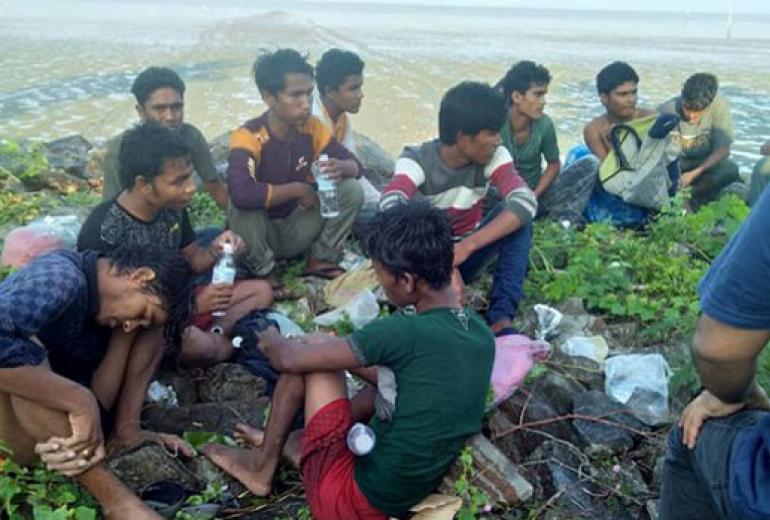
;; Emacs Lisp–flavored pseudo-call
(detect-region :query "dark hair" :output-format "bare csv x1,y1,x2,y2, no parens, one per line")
681,73,718,111
105,247,194,349
131,67,185,106
119,121,190,190
500,61,551,101
253,48,314,96
596,61,639,95
316,49,365,96
439,81,506,145
361,201,453,290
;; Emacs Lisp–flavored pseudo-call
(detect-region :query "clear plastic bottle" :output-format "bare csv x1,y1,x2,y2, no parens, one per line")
313,153,340,218
347,422,376,456
210,242,235,317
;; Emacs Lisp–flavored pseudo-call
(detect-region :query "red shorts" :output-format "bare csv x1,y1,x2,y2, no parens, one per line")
300,398,386,520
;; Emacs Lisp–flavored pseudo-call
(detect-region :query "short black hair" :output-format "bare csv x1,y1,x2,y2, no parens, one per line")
131,67,186,106
119,121,190,190
439,81,506,145
596,61,639,95
316,49,365,96
500,61,552,101
105,247,194,350
681,73,718,111
253,48,314,96
361,201,453,291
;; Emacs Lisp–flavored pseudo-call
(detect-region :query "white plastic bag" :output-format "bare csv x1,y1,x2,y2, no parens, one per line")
534,304,562,340
266,311,305,338
605,353,671,425
1,215,82,268
314,290,380,330
560,336,609,363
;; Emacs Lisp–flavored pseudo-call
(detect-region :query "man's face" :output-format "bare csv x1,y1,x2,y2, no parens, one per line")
512,83,548,119
98,279,167,334
141,156,196,211
458,130,501,165
682,104,706,124
372,260,414,308
266,73,314,127
137,87,184,130
325,74,364,114
601,81,639,120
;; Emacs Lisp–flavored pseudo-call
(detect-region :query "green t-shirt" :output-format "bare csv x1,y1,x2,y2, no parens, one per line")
348,307,494,517
101,122,218,200
658,94,734,162
500,113,560,189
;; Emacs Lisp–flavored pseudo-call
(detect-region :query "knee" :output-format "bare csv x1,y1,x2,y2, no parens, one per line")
236,279,274,309
337,178,365,210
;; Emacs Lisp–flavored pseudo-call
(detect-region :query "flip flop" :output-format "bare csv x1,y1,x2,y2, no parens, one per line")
303,265,346,280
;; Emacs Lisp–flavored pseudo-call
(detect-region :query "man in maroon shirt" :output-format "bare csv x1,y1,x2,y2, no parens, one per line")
227,49,363,289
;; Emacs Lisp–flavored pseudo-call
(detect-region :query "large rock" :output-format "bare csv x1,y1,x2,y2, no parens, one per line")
572,390,649,456
439,434,533,505
43,135,93,179
108,442,204,494
196,363,267,403
496,389,582,456
351,131,394,190
535,370,587,416
143,397,269,436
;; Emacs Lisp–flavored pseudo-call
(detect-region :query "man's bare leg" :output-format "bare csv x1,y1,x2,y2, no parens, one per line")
202,372,305,496
5,392,160,519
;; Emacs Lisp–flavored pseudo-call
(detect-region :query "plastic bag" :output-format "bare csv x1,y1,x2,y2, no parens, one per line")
490,334,550,405
323,259,379,308
534,304,562,340
1,215,82,268
605,353,671,425
315,289,380,330
266,311,305,338
560,336,609,363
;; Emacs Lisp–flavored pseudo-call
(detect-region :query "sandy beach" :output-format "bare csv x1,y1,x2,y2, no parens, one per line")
1,0,769,174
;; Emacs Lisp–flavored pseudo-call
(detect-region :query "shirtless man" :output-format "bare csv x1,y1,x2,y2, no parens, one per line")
583,61,655,160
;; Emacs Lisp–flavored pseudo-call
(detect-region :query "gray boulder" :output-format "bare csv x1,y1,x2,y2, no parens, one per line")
43,135,93,179
572,390,649,456
196,363,267,403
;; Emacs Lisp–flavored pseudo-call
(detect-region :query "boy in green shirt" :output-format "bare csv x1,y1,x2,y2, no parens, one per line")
499,61,598,221
203,201,495,519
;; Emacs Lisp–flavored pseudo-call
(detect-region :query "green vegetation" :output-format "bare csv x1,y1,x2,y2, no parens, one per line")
188,192,226,229
0,444,98,520
0,139,48,182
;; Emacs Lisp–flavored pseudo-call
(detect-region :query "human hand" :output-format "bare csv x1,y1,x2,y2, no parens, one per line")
679,169,700,188
212,230,244,254
196,283,234,314
322,158,355,182
453,240,475,267
107,428,195,458
35,402,104,476
297,183,318,211
257,326,284,352
450,268,465,306
679,390,745,449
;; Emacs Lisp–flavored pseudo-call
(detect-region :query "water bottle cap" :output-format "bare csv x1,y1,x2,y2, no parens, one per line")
231,336,243,348
222,243,234,255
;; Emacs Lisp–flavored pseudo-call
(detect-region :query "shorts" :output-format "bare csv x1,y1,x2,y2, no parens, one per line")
191,281,245,331
300,398,386,520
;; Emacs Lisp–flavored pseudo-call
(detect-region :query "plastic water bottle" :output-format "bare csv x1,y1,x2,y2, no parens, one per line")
347,422,376,455
313,154,340,219
210,242,235,317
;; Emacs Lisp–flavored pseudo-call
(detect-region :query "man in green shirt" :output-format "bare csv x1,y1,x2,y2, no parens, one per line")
202,201,494,520
658,73,742,209
101,67,229,210
499,61,598,221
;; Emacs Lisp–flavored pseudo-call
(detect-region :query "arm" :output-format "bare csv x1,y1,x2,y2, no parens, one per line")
584,121,610,160
205,180,229,210
681,145,730,185
760,139,770,156
454,209,523,266
690,313,769,403
379,155,425,210
534,158,560,198
258,329,361,373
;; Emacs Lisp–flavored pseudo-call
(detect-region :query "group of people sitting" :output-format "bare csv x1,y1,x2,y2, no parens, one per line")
1,47,770,520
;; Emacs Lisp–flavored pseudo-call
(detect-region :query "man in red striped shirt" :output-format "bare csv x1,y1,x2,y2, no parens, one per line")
380,82,537,335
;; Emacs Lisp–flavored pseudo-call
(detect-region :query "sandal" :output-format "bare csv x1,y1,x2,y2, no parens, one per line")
302,264,346,280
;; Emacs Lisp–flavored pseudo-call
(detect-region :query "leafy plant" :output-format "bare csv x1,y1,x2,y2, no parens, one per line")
187,192,225,229
454,445,490,519
0,443,98,519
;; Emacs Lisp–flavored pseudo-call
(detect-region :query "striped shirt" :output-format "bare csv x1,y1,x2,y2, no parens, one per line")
380,140,537,236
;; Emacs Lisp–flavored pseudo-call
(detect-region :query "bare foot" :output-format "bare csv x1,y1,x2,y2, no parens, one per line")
104,499,162,520
201,444,273,496
234,423,265,448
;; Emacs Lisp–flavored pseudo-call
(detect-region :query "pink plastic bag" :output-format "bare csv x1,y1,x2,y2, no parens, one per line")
490,334,550,405
1,215,81,269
